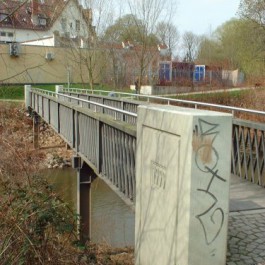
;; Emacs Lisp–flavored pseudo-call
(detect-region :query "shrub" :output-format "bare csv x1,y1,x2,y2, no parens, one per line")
0,174,80,265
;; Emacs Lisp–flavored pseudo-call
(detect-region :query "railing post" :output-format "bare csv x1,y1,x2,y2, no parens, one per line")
55,85,64,98
72,109,76,149
57,103,60,133
97,120,102,173
121,101,125,122
48,99,51,124
24,85,32,109
75,111,80,153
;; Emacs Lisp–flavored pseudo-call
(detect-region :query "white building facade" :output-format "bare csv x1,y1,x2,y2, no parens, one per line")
0,0,94,44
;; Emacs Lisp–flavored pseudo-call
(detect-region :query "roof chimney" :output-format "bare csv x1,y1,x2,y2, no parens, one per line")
32,0,39,14
83,8,93,24
31,0,39,25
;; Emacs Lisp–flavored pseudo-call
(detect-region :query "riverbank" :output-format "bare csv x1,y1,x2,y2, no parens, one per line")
0,101,134,265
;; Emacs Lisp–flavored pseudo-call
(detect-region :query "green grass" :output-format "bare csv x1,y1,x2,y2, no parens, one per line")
0,83,133,100
0,85,24,100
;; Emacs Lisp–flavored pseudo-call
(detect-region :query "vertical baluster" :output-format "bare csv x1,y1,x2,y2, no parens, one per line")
246,128,255,183
254,129,261,185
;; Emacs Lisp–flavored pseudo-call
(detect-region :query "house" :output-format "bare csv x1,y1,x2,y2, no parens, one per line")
101,41,167,87
21,31,90,48
0,0,95,45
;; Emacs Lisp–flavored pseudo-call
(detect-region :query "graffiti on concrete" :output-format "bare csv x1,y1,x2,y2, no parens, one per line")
193,119,226,246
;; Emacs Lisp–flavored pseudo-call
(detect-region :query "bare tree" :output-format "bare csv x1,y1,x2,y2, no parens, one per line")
238,0,265,29
122,0,177,86
83,0,122,38
156,22,179,56
182,31,200,63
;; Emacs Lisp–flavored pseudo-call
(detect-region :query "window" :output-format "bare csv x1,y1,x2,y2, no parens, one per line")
8,32,13,37
0,32,6,37
0,13,7,21
61,18,67,32
76,20,80,31
70,22,73,29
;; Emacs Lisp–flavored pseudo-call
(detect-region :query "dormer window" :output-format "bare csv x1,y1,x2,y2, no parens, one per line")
0,13,12,25
39,18,46,26
0,13,8,21
76,20,80,31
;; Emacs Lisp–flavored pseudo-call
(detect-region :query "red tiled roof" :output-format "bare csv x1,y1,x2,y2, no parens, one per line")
0,0,84,31
100,41,162,54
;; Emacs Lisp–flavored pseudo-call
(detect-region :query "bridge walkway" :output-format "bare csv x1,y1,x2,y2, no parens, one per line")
26,87,265,264
228,175,265,264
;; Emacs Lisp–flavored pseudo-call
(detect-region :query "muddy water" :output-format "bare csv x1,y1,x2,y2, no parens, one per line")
45,168,135,247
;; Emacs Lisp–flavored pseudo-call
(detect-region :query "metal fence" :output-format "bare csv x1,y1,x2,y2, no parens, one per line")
30,89,137,202
31,88,265,189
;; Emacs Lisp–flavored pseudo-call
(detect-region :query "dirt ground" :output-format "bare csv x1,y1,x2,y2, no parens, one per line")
0,101,134,265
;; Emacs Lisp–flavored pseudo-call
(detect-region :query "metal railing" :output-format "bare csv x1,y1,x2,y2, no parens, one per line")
60,87,265,119
32,88,137,124
31,87,265,188
30,88,137,202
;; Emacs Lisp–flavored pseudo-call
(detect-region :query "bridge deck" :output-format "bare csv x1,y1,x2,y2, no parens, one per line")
230,174,265,212
28,89,265,264
228,175,265,264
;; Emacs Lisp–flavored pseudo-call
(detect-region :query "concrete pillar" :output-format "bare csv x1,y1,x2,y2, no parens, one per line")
24,85,31,109
55,85,64,94
75,159,96,243
33,112,39,149
55,85,64,98
135,105,232,265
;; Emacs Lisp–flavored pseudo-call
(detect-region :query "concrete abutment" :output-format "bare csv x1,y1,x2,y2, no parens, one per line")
135,105,232,265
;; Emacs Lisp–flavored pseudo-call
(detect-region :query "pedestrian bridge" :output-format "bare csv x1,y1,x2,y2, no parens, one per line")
26,86,265,197
25,86,265,264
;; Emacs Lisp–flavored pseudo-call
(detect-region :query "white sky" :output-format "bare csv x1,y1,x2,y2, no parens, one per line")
80,0,241,36
175,0,241,35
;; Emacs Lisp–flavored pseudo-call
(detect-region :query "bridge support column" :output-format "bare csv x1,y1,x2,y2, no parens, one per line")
73,156,96,243
135,105,232,265
33,112,39,149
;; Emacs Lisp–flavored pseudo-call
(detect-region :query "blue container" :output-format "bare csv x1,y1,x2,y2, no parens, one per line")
159,62,171,82
194,65,205,82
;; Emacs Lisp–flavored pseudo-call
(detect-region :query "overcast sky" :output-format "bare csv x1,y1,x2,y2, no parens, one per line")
176,0,241,35
81,0,241,36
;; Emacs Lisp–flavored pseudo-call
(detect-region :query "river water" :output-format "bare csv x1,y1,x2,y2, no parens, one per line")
45,168,135,247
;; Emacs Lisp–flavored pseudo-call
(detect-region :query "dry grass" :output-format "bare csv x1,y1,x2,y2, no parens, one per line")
180,87,265,122
0,102,134,265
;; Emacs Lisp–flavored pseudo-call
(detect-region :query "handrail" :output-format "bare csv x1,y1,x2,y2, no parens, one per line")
31,88,138,119
61,87,265,117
